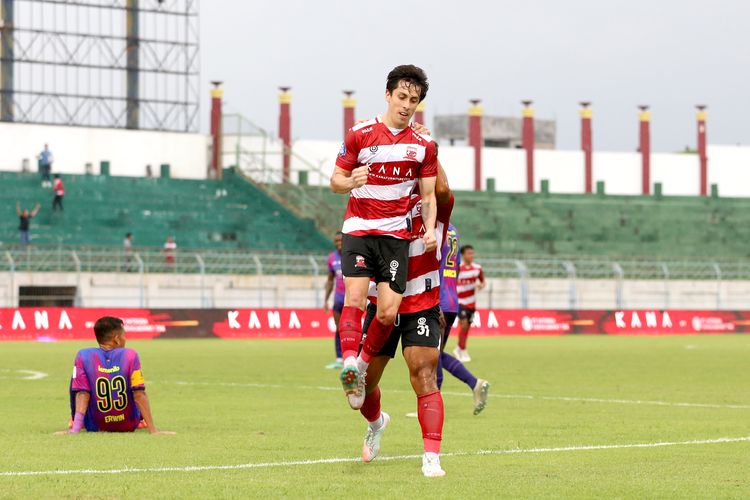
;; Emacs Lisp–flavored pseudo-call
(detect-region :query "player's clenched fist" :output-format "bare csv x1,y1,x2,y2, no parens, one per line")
422,229,437,252
351,166,368,189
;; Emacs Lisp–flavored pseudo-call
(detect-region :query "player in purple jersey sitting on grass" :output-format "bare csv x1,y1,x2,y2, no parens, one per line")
438,224,490,414
56,316,173,435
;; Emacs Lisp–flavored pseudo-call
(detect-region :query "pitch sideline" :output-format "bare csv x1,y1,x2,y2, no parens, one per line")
1,436,748,477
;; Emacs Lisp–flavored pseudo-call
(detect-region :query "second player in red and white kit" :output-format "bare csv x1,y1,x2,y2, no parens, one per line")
330,65,438,409
358,162,453,477
455,247,485,362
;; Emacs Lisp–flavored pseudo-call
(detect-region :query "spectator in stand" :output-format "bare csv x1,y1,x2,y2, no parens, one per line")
163,236,177,266
16,201,41,246
124,233,134,271
52,174,65,211
38,144,54,188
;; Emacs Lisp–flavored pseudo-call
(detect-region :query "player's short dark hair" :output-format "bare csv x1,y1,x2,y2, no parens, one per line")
386,65,429,102
460,245,474,254
94,316,124,344
335,231,343,236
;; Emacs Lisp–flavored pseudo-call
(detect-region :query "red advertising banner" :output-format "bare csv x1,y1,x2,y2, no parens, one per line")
0,308,748,341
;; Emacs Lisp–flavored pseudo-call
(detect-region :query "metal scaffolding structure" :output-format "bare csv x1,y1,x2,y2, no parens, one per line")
0,0,199,131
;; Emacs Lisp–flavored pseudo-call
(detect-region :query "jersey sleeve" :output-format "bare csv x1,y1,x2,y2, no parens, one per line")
327,252,335,274
419,141,438,178
71,352,91,392
129,351,146,390
335,129,360,171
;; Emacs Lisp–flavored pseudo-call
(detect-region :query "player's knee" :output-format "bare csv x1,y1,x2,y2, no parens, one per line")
410,363,437,393
376,306,397,325
344,293,366,309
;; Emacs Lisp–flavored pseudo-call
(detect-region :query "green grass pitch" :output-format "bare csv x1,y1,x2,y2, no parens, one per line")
0,335,748,498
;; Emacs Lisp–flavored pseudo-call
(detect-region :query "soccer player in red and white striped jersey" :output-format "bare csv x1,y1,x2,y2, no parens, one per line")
358,161,452,477
330,65,438,410
455,247,485,362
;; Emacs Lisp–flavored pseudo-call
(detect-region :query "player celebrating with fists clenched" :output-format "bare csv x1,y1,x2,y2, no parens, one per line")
330,64,438,409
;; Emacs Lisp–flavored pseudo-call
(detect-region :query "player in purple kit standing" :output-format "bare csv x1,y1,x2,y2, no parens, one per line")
60,316,172,435
438,224,490,414
324,231,346,369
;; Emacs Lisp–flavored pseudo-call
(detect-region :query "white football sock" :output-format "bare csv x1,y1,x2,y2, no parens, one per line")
368,414,384,431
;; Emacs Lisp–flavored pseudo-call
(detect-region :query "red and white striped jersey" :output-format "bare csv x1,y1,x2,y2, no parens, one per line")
457,263,484,310
369,194,454,314
336,117,438,240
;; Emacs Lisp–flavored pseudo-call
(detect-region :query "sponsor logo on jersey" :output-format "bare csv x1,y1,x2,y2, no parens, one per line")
360,127,373,134
404,146,418,161
97,365,121,373
339,143,346,157
369,145,378,153
367,164,414,178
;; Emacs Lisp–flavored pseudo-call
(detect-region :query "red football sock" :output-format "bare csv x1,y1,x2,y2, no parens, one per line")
360,316,394,364
360,386,381,423
458,328,469,350
417,391,444,454
339,306,364,360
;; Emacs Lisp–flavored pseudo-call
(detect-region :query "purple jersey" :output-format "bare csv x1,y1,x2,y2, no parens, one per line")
70,347,145,432
439,224,460,313
327,250,345,303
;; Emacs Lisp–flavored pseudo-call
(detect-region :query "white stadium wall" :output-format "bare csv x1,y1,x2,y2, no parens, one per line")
0,122,209,179
3,122,749,197
228,137,750,198
1,271,745,310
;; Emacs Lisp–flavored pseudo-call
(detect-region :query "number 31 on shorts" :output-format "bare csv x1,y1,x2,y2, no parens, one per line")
417,317,430,336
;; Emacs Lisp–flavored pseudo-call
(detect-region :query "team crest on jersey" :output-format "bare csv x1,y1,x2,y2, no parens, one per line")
369,145,378,153
389,260,399,281
404,146,418,161
339,143,346,157
355,255,366,268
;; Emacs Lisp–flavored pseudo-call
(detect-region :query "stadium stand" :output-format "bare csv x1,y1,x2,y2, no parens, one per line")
295,185,750,259
0,169,329,251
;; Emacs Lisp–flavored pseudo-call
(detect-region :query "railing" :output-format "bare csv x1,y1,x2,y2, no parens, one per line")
4,244,750,309
2,244,750,281
221,113,343,235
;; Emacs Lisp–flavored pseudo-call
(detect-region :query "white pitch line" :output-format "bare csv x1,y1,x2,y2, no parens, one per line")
0,369,48,381
1,436,748,477
164,380,750,410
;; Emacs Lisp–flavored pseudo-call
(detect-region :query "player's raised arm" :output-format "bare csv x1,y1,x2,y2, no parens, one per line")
419,175,438,252
435,160,451,206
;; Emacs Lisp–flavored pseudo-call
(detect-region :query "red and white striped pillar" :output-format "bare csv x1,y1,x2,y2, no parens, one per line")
414,102,425,126
278,86,292,183
468,99,483,191
342,90,355,137
638,105,651,195
209,81,223,179
580,101,593,194
522,100,535,193
696,105,708,196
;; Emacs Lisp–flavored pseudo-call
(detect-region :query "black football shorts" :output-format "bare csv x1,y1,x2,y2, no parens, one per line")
341,234,409,294
458,305,476,323
361,303,441,358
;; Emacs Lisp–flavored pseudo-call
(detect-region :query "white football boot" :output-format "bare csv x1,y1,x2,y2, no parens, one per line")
472,379,490,415
361,412,390,463
421,452,446,477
